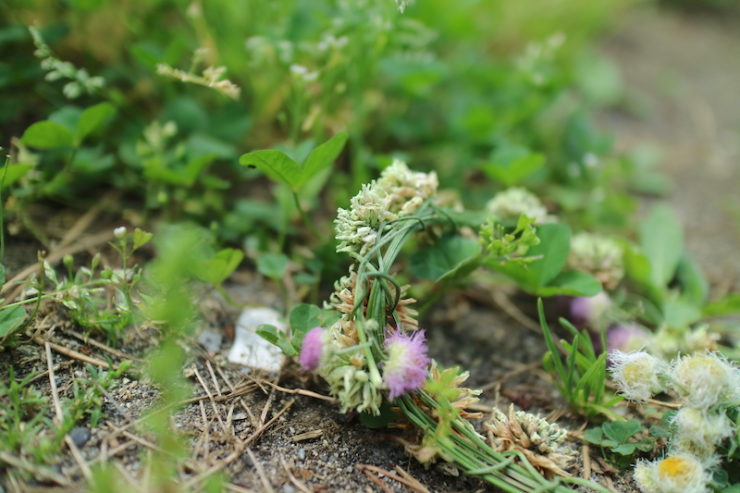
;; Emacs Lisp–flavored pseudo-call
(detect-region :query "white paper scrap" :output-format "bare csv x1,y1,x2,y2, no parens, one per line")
227,307,286,373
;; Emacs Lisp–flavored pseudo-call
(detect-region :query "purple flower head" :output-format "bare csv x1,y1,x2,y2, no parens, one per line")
383,330,430,400
299,327,325,371
607,323,649,353
569,292,610,325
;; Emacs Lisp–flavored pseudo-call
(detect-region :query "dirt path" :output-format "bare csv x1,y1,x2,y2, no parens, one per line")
599,5,740,297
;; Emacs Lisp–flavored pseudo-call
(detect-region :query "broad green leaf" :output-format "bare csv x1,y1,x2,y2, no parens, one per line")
132,228,154,251
663,295,702,328
676,254,708,307
0,164,33,190
639,205,683,287
649,425,670,439
21,121,74,149
612,443,637,456
0,305,26,338
240,133,347,191
256,324,296,356
289,303,323,337
603,420,641,443
299,132,347,187
624,243,664,305
536,270,602,297
703,294,740,317
526,223,571,287
256,253,288,280
197,248,243,285
409,235,480,281
76,102,116,144
583,427,604,444
240,150,302,188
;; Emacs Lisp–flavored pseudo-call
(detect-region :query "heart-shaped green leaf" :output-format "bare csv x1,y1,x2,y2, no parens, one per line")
240,132,347,191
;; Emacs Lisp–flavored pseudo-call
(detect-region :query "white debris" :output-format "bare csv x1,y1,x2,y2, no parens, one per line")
227,307,286,373
197,329,223,353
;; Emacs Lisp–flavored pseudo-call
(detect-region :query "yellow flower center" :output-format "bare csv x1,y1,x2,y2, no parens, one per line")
657,457,690,478
623,361,646,386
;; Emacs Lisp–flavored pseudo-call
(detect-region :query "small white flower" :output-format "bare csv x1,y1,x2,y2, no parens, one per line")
114,226,127,239
609,350,664,401
485,187,553,224
634,454,709,493
671,353,739,409
334,160,437,255
671,408,732,458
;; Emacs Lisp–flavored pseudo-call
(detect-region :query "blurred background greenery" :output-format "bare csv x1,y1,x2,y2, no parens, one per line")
0,0,732,285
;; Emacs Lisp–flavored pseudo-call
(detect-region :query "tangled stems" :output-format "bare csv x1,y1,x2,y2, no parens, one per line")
341,202,609,492
399,394,611,493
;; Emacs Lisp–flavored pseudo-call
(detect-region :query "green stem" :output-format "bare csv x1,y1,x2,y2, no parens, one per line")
292,190,321,240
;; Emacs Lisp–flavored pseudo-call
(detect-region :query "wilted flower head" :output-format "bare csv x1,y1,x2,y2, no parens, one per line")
335,160,438,255
485,187,553,225
609,350,664,401
484,405,576,477
607,323,650,352
569,292,611,326
671,408,732,459
299,327,325,371
568,232,624,289
671,353,739,408
634,454,709,493
383,330,430,400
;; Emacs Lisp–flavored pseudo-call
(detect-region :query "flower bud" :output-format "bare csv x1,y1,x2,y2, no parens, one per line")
609,350,664,401
298,327,325,372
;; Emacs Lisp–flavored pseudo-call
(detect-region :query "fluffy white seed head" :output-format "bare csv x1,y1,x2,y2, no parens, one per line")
609,350,664,401
671,353,739,409
671,408,733,459
634,454,708,493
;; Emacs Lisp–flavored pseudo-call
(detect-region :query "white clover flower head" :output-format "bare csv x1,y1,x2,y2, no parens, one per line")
485,187,553,225
609,350,664,401
671,408,732,459
568,232,625,289
334,160,438,255
634,454,709,493
671,353,739,408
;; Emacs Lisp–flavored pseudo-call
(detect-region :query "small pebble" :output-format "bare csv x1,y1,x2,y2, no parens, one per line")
69,427,91,448
297,448,305,460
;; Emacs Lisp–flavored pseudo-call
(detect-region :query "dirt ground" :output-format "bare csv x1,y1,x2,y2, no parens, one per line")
599,5,740,296
2,4,739,493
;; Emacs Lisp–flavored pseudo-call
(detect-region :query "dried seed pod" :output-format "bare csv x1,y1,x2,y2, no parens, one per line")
484,405,576,477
